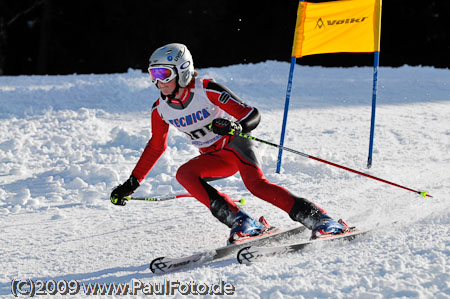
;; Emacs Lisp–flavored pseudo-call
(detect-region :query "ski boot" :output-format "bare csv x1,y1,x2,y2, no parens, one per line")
228,211,273,244
311,214,350,240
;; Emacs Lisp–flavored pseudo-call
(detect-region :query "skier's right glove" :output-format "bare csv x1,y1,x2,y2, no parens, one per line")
210,118,242,136
110,175,140,206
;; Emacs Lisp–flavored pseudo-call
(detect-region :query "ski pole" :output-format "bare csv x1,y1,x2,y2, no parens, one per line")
235,132,432,198
124,193,192,202
125,194,246,205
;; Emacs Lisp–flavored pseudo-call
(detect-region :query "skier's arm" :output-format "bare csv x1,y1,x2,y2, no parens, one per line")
110,102,169,206
131,101,169,182
204,80,260,133
238,108,260,133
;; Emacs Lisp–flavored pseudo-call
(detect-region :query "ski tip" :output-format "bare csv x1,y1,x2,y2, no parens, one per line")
237,246,252,264
149,257,165,274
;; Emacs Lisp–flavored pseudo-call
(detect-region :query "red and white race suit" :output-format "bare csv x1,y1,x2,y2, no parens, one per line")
131,77,324,228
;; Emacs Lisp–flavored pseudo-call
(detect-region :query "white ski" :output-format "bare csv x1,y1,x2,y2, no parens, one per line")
150,225,307,273
237,229,368,264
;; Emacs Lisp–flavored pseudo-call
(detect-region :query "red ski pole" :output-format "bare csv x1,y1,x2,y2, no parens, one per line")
236,132,432,198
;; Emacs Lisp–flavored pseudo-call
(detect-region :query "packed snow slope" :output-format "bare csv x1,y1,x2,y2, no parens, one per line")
1,62,449,298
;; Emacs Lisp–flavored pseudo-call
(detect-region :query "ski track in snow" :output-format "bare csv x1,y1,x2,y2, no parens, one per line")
0,62,449,298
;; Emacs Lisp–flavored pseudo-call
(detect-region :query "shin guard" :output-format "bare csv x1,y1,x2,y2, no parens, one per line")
200,179,237,227
288,196,324,230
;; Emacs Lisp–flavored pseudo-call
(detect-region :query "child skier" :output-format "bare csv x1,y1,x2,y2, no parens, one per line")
110,43,349,243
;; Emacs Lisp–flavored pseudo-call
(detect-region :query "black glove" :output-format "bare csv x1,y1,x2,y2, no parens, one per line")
110,175,140,206
210,118,242,136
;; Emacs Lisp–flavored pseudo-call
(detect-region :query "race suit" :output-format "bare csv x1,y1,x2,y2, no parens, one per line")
131,77,324,228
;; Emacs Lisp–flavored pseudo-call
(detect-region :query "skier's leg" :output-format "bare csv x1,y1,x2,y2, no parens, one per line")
239,162,327,229
176,150,272,243
226,137,327,229
176,152,240,227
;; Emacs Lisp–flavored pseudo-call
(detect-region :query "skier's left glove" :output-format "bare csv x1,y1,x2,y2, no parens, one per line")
210,118,242,136
110,175,140,206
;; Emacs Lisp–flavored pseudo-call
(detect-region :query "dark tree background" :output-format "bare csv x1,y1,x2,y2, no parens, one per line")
0,0,449,75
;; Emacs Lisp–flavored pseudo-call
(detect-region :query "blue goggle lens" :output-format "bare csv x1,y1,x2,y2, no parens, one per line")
148,67,176,83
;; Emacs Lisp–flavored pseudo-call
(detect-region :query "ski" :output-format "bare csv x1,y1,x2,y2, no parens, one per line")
237,229,368,264
149,225,306,274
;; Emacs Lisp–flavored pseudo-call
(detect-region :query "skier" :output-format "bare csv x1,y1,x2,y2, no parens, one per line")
110,43,350,243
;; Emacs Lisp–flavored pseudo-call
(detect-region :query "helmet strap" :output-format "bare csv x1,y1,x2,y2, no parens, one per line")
170,80,181,98
160,79,181,104
167,68,181,99
167,80,180,100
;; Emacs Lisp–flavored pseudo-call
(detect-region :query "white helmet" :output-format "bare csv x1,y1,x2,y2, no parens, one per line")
148,43,194,87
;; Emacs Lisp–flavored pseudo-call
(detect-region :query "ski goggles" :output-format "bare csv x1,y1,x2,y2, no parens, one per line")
148,66,177,84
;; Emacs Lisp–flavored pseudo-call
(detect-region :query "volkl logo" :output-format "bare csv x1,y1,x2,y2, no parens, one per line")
315,17,368,29
328,17,368,25
315,18,325,29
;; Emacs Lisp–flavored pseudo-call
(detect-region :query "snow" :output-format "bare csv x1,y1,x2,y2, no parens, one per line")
1,61,449,298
